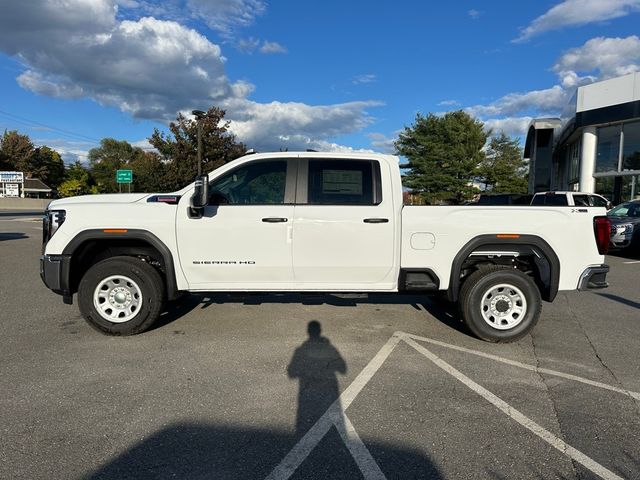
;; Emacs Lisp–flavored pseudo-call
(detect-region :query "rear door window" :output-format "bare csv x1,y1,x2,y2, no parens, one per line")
306,160,381,205
572,194,589,207
532,194,568,206
589,195,609,208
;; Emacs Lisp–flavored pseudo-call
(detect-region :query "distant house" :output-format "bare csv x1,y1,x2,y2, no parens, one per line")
23,178,52,199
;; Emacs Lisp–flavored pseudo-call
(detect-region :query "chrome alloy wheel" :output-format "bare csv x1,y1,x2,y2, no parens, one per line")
480,283,527,330
93,275,143,323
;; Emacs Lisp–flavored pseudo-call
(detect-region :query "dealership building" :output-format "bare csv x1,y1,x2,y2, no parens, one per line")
525,72,640,204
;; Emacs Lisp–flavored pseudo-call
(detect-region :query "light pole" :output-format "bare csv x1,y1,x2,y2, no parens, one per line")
192,109,206,177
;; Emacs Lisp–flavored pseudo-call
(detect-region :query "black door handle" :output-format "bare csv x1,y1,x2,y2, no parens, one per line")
363,218,389,223
262,217,288,223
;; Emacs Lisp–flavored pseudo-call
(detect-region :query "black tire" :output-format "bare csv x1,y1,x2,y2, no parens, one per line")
78,256,165,335
459,266,541,343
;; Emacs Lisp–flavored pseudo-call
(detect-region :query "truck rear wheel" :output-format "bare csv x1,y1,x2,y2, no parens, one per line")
78,256,165,335
459,266,541,342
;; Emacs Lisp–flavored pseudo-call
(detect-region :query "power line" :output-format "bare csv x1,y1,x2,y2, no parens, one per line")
0,109,100,143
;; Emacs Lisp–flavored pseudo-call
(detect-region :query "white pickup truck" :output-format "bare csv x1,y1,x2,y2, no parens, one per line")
41,152,611,342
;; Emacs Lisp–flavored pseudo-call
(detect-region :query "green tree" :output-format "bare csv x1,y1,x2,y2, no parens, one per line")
129,150,167,192
58,161,96,197
88,138,142,193
31,146,66,189
1,130,34,173
395,111,488,204
149,107,246,191
477,132,528,193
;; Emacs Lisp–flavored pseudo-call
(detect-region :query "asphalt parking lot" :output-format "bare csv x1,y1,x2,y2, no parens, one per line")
1,212,639,479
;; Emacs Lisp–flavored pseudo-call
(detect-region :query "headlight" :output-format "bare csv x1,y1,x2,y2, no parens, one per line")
611,223,633,236
42,209,66,247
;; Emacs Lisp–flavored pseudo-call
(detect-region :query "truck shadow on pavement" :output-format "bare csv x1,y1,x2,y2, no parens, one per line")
0,232,28,241
85,422,441,480
87,322,441,479
153,292,471,337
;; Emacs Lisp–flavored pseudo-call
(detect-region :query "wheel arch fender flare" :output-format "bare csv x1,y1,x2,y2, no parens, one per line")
62,229,180,300
447,234,560,303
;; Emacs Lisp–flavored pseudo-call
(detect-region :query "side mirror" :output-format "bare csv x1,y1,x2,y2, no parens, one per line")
189,174,209,218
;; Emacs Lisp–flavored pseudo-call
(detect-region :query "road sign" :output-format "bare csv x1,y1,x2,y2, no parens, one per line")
5,184,19,197
116,169,132,184
0,171,24,183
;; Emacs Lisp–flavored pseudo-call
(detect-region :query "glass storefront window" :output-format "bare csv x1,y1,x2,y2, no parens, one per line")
568,140,580,182
596,125,621,172
595,176,614,202
622,121,640,171
621,175,640,201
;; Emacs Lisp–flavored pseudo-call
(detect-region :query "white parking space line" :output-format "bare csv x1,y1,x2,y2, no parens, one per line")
403,336,623,480
268,331,628,480
622,260,640,264
265,334,401,480
336,414,387,480
405,333,640,401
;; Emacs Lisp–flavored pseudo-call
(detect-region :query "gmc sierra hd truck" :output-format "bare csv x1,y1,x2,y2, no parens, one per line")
40,152,611,342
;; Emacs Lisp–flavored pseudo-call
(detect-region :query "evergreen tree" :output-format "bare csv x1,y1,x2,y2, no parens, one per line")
395,111,487,204
478,132,528,193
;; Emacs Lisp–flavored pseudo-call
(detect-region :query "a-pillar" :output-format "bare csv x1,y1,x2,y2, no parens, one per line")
579,126,597,193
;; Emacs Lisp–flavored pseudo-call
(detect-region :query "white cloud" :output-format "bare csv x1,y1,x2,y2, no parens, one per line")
237,38,288,54
483,117,534,137
224,99,382,151
352,74,377,85
438,99,461,107
259,41,287,54
553,35,640,80
186,0,266,36
514,0,640,42
461,34,640,137
366,132,397,154
468,9,481,19
465,85,569,118
237,37,261,53
35,138,96,164
0,0,380,152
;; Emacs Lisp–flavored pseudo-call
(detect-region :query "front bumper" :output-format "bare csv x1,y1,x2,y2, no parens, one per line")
577,264,609,291
610,232,633,249
40,254,73,302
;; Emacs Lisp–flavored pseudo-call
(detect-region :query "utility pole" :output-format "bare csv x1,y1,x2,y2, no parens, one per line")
192,110,206,176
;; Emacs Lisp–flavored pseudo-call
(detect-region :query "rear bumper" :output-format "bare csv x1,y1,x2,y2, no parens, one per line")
40,254,73,301
577,264,609,291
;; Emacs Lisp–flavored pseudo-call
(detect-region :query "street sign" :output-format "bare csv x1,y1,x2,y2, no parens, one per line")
5,184,19,197
116,169,133,184
0,171,24,183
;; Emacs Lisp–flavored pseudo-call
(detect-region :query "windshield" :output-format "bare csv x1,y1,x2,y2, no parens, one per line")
608,203,640,217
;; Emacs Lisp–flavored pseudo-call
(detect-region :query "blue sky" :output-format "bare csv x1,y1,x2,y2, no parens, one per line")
0,0,639,163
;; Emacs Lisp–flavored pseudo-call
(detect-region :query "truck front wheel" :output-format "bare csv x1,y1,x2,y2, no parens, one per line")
78,256,165,335
459,266,541,342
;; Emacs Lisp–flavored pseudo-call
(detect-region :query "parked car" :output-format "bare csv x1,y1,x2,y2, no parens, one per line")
608,200,640,251
531,191,612,209
475,193,533,205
